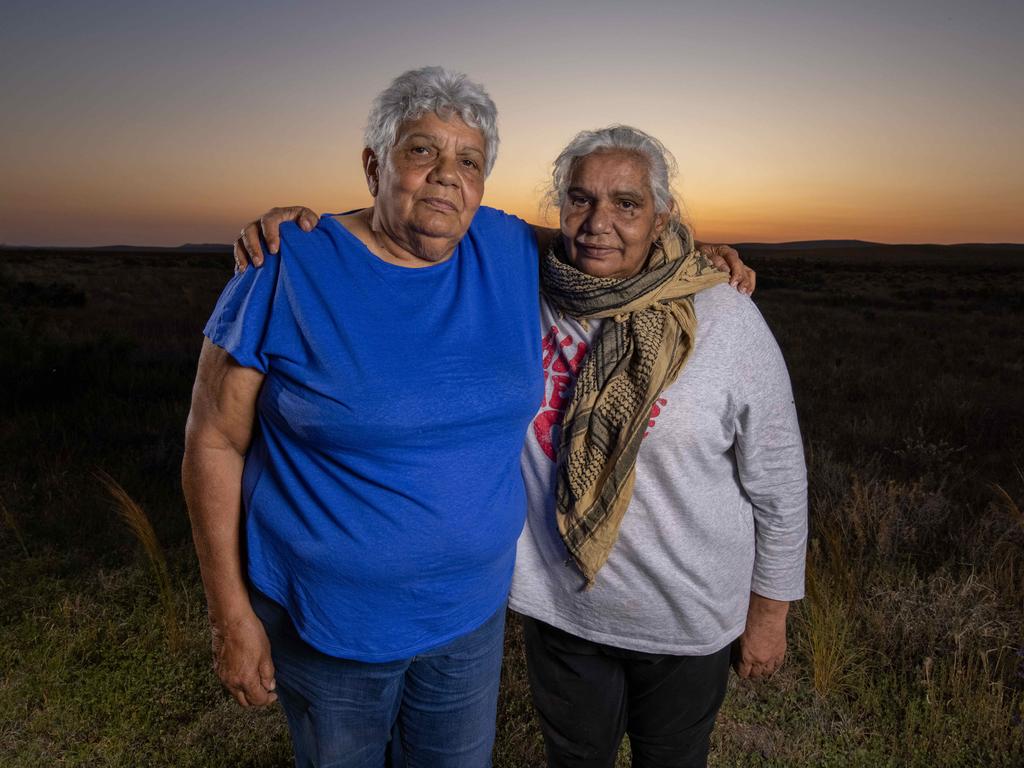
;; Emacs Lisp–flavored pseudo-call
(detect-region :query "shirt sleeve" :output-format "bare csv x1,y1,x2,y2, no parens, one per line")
202,247,284,374
731,298,808,601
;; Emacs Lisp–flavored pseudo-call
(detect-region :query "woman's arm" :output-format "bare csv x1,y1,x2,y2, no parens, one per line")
730,300,808,679
231,209,756,295
181,339,275,707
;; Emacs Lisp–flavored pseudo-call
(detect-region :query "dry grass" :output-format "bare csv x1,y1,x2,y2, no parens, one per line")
797,556,867,699
95,468,183,654
2,244,1023,766
1,495,30,557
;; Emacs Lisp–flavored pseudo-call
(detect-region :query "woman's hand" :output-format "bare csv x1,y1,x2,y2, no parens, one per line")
699,243,756,295
732,592,789,679
211,609,278,707
234,206,320,272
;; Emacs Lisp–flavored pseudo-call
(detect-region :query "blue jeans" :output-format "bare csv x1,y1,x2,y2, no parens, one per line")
251,589,506,768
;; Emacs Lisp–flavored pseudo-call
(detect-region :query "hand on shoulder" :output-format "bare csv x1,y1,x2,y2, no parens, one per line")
234,206,321,272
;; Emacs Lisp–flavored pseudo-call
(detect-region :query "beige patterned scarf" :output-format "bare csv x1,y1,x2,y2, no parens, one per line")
540,226,728,585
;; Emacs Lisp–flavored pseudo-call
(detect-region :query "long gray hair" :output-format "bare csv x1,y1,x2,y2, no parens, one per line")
364,66,500,176
548,125,681,226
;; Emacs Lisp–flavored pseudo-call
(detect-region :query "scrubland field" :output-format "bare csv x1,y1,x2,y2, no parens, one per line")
1,242,1022,766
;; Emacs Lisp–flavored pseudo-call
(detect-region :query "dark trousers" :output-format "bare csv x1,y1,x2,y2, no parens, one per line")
521,616,731,768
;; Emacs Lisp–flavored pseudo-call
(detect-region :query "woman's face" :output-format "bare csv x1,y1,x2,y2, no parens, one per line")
367,112,487,262
560,150,668,280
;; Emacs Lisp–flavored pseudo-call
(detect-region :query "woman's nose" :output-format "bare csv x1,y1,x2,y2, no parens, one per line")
428,154,460,185
583,203,612,234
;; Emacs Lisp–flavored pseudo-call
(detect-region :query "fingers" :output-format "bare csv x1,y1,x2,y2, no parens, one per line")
233,238,248,273
222,666,277,707
296,206,320,232
717,247,743,287
210,616,278,708
240,222,266,269
228,678,274,707
230,684,252,708
747,661,781,679
730,636,784,680
259,656,278,704
733,657,752,678
260,206,321,258
738,266,756,296
701,244,754,296
737,653,784,680
232,206,320,273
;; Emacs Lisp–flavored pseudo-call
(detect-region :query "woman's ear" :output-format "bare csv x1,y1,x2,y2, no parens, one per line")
654,200,674,237
363,148,380,197
654,213,669,237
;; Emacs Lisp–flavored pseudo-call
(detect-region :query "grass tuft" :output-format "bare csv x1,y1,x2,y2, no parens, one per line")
1,495,30,557
95,469,183,654
797,555,867,700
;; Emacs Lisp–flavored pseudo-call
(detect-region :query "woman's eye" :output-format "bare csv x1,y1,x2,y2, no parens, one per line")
461,158,479,169
411,146,431,155
619,200,637,210
570,196,589,207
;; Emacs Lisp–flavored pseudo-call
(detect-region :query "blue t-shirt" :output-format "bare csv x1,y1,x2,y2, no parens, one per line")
204,206,542,661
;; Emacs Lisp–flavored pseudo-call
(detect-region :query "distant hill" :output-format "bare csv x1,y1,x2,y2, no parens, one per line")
104,243,232,253
0,243,232,253
735,240,1024,251
735,240,882,250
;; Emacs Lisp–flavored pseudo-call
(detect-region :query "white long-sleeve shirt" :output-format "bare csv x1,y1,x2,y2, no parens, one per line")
510,283,808,655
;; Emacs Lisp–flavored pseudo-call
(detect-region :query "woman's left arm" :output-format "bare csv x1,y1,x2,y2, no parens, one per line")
730,301,808,679
182,340,273,706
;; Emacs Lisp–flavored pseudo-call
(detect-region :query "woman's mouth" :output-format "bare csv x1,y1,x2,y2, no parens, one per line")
575,242,617,256
421,197,458,213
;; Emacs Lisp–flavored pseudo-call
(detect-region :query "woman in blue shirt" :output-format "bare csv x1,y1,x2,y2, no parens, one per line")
183,67,543,767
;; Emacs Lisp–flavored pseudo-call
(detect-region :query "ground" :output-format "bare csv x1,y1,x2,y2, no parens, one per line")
1,242,1022,766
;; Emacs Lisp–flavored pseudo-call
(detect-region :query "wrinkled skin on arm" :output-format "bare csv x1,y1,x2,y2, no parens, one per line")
231,207,756,295
732,592,789,679
182,340,277,707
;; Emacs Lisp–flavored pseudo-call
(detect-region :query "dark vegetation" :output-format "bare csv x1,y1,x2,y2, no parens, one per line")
1,243,1022,766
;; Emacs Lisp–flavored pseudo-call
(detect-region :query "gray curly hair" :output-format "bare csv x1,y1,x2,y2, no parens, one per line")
364,66,500,177
548,125,681,225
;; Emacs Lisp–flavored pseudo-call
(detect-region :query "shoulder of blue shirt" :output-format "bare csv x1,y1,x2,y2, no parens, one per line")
267,205,528,249
270,206,536,266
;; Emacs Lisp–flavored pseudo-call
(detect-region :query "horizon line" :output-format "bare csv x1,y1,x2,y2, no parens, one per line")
4,239,1024,251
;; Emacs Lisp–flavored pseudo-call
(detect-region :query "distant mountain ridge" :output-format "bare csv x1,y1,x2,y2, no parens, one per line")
735,240,1024,251
734,240,881,250
0,243,232,253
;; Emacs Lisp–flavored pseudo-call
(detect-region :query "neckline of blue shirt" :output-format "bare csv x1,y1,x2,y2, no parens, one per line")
320,210,462,278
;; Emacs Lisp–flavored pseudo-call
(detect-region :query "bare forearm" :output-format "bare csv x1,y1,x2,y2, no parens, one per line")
182,437,254,623
183,332,272,708
182,339,264,623
733,592,790,679
748,591,789,624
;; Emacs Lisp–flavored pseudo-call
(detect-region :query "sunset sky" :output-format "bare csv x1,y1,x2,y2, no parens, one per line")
1,0,1021,246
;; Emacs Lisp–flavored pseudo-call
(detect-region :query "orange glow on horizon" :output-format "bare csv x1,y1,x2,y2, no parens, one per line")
2,3,1021,247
